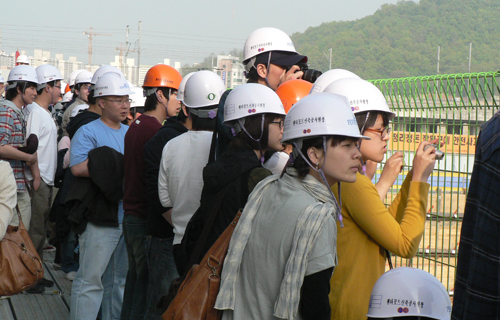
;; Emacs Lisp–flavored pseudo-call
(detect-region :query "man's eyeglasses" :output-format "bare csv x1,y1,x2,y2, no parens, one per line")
102,98,132,106
364,127,391,139
270,119,284,129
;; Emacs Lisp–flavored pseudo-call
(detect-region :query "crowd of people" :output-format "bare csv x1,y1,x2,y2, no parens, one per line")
1,25,494,320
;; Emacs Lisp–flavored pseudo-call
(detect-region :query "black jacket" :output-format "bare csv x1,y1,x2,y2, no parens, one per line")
67,110,100,139
181,145,271,269
144,117,188,238
65,146,125,234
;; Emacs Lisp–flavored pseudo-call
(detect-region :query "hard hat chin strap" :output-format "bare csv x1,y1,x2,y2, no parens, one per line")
155,88,171,116
357,111,370,175
238,114,265,164
263,51,273,90
20,82,29,107
292,137,344,227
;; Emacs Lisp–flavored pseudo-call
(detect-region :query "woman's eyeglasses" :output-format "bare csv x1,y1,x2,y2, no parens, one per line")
364,127,391,139
270,120,284,129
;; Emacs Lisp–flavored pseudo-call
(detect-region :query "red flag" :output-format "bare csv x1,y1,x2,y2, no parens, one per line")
15,49,20,66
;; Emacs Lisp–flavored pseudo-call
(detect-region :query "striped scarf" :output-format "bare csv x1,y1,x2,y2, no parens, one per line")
215,168,339,319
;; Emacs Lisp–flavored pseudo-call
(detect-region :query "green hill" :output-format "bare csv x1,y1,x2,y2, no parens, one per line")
291,0,500,79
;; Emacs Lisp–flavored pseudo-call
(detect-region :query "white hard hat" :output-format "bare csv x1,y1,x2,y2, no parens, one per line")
36,64,63,90
17,55,30,65
176,72,195,103
75,70,93,85
130,87,146,108
62,91,73,103
223,83,285,125
6,65,38,90
70,104,89,117
323,78,395,119
243,27,298,62
310,69,360,94
94,72,133,97
282,92,369,143
367,267,452,320
91,65,123,85
0,75,4,83
68,69,86,87
183,70,225,109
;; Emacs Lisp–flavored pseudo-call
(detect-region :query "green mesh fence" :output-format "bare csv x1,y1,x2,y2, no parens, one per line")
369,72,500,295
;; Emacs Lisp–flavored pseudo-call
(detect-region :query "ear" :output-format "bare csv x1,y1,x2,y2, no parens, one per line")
181,104,189,117
98,98,104,109
156,89,164,101
256,63,268,78
307,146,322,165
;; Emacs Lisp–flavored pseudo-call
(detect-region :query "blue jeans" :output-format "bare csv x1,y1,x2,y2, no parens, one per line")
144,236,179,320
121,214,149,320
70,222,128,320
61,229,79,273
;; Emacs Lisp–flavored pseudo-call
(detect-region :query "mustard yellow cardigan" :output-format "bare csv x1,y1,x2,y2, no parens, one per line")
329,172,429,320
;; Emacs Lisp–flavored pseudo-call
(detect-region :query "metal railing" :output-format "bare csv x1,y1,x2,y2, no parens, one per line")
369,72,500,294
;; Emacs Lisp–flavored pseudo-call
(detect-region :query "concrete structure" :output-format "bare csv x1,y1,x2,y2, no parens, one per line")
214,54,246,89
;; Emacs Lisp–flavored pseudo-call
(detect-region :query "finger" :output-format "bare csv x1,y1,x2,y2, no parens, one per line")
418,141,431,151
287,65,300,73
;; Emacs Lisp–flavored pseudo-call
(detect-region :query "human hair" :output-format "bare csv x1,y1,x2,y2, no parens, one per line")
244,52,270,82
177,104,189,123
36,80,56,95
88,89,96,105
229,113,283,151
5,82,37,101
292,136,354,178
190,105,218,131
245,68,259,83
355,111,389,133
144,87,173,112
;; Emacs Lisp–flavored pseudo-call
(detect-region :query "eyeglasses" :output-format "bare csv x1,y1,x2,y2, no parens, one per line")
53,85,62,89
102,98,132,106
364,127,391,139
270,119,284,129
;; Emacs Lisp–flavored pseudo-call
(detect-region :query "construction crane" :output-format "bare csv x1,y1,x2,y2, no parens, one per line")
83,27,111,71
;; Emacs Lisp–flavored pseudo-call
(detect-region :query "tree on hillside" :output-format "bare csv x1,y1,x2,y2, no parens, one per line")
291,0,500,79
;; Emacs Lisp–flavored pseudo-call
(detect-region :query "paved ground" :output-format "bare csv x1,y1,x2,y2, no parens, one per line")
0,251,72,320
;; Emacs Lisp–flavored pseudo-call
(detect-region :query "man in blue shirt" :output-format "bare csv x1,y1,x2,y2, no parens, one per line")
69,72,132,320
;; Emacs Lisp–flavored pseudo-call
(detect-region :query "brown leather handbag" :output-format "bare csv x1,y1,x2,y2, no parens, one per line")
162,211,242,320
0,206,44,296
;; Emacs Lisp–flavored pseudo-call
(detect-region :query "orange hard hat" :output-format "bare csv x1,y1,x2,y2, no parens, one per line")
65,83,71,93
143,64,182,92
275,79,313,113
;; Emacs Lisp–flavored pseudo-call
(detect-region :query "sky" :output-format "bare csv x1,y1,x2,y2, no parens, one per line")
0,0,404,67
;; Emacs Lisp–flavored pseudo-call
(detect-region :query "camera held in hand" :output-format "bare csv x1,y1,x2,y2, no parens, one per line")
288,63,322,84
424,143,444,160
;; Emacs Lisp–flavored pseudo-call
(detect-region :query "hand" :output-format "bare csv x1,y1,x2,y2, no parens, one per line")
284,65,304,82
411,139,438,183
32,176,41,191
375,152,404,200
379,151,404,183
26,152,37,166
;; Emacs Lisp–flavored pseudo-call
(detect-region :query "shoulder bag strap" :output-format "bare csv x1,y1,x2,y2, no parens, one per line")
185,184,230,274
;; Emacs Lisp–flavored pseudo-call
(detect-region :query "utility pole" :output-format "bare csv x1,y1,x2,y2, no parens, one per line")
329,48,332,70
468,42,472,73
436,45,440,74
83,27,111,71
123,25,138,84
137,21,142,85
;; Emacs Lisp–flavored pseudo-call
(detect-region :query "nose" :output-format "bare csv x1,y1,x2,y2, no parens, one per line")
353,146,361,159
